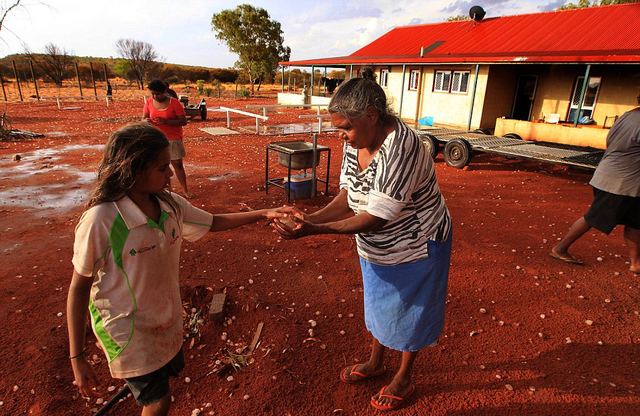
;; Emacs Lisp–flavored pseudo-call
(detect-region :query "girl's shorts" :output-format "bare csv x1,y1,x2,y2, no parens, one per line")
124,349,184,406
169,140,186,161
585,188,640,234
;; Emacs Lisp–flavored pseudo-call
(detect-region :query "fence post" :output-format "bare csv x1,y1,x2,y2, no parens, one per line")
29,60,39,100
12,60,23,101
75,63,83,97
90,62,97,100
0,68,7,101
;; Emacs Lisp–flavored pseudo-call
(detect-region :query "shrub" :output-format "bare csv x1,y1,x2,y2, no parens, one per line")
237,88,250,98
196,80,205,95
203,87,213,97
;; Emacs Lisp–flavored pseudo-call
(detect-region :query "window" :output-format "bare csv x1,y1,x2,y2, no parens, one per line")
451,71,470,93
380,69,389,87
433,70,451,92
409,70,420,91
568,76,601,122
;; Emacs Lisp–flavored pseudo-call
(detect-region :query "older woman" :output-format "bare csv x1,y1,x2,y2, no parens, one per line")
274,67,452,411
142,79,192,198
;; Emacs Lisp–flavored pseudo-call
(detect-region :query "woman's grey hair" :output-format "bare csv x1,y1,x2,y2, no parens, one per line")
328,67,395,124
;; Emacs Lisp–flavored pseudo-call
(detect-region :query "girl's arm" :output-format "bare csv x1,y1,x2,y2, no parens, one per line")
275,210,387,239
67,270,101,397
209,208,284,232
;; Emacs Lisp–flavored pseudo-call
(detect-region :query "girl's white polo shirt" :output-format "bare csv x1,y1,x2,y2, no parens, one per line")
72,193,213,378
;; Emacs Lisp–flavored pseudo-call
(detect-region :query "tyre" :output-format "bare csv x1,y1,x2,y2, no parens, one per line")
443,138,472,169
422,134,440,159
503,133,522,140
200,106,207,120
472,128,491,135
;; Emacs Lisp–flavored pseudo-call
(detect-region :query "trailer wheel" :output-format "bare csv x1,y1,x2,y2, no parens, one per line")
472,128,491,135
200,106,207,120
422,134,440,159
503,133,522,140
443,138,472,169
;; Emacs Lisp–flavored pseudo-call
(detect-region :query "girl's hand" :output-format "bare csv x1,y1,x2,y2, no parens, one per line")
71,357,102,398
275,205,308,221
154,117,167,124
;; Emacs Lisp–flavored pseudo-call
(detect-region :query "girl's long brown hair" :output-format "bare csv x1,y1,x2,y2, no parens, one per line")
86,122,178,213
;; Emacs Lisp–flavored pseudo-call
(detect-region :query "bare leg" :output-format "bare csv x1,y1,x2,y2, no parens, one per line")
372,349,418,407
141,392,170,416
551,216,591,263
624,226,640,272
170,159,194,198
341,336,386,381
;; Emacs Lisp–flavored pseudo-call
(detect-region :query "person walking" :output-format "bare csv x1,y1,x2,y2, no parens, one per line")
551,94,640,273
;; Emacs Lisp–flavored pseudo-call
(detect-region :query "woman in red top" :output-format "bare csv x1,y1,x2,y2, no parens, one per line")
143,79,193,198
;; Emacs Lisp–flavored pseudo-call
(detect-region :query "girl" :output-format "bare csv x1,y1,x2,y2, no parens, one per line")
67,122,283,416
142,79,192,198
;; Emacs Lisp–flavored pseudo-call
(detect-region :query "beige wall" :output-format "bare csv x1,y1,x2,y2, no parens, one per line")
379,64,490,130
480,66,518,130
527,65,640,127
368,63,639,133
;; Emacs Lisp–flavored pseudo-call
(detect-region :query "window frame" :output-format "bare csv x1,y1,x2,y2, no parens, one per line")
380,68,389,88
568,76,601,122
433,70,452,93
408,69,420,91
450,70,470,94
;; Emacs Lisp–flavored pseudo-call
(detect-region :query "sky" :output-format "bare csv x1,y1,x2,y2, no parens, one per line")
0,0,570,69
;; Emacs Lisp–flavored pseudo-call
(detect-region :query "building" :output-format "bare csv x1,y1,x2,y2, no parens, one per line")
280,3,640,149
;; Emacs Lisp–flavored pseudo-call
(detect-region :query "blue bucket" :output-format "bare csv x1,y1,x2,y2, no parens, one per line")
419,116,434,126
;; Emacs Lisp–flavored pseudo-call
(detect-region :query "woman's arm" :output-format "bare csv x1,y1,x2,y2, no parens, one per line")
209,207,285,232
306,189,353,224
67,270,101,397
155,114,187,127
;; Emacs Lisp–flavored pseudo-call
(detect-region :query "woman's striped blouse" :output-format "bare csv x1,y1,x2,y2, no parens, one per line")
339,119,452,266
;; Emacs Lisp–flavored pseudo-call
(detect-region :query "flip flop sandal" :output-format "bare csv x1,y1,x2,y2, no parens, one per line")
549,252,584,265
370,384,416,411
340,364,386,384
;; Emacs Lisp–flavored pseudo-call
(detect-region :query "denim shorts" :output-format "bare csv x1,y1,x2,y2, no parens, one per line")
124,349,184,406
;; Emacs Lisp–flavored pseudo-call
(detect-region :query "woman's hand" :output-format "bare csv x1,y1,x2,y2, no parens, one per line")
71,357,102,398
153,117,167,124
272,213,314,239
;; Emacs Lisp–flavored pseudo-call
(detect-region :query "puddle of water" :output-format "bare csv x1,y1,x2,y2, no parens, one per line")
0,143,100,214
0,184,88,215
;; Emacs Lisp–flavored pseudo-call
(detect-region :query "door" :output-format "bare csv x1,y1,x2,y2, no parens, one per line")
511,75,538,121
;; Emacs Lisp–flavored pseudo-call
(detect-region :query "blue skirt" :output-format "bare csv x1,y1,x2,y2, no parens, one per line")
360,235,451,352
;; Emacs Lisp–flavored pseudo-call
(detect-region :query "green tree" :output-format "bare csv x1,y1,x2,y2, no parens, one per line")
557,0,639,10
211,4,291,94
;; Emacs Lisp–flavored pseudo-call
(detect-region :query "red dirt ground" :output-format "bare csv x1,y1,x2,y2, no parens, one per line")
1,97,639,416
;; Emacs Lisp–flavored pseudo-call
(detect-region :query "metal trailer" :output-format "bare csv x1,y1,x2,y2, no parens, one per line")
415,127,604,170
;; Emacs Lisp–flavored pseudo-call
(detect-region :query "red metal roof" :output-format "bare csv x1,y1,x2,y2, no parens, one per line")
282,4,640,66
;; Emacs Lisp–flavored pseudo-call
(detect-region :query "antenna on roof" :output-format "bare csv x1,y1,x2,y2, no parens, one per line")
469,5,486,21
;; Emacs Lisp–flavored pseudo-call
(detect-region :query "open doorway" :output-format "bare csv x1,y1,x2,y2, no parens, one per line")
511,75,538,121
